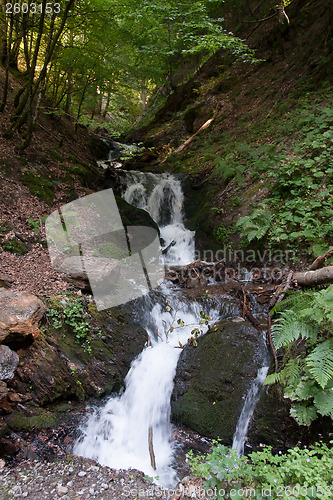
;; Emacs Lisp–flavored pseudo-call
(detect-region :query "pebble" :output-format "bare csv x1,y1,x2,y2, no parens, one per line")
78,471,86,477
57,485,69,496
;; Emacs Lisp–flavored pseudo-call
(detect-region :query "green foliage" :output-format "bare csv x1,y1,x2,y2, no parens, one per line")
235,102,333,255
236,207,272,243
214,223,232,246
265,285,333,425
189,440,333,499
47,295,95,354
189,441,247,498
1,237,27,256
28,217,47,235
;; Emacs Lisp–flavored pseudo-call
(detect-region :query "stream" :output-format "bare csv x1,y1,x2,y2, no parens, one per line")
73,170,270,487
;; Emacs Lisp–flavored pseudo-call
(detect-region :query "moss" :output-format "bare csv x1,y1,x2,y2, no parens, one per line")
47,149,65,162
21,170,55,205
6,409,58,431
93,242,128,260
0,222,12,237
1,237,27,255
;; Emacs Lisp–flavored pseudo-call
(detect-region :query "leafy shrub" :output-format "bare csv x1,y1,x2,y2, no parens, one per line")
234,104,333,255
189,440,333,499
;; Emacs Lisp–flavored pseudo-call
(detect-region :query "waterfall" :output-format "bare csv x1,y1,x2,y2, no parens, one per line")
122,171,195,265
73,169,268,486
74,288,221,487
232,365,269,456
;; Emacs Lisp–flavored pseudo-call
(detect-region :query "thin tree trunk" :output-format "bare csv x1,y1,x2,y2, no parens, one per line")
0,0,7,65
0,9,13,112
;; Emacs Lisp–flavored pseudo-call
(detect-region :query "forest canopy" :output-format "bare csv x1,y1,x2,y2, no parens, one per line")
0,0,263,147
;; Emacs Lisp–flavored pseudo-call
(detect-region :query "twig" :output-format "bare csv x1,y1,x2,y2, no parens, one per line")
148,426,156,470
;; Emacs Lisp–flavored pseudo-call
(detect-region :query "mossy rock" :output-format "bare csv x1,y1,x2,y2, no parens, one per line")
6,409,58,432
115,195,159,235
171,320,269,444
16,301,147,405
21,170,55,205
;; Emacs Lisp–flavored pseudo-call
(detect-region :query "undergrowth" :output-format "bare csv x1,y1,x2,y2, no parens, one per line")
46,294,99,354
265,284,333,426
188,440,333,499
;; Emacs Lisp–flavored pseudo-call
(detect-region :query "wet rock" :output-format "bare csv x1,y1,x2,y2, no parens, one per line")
0,345,19,380
57,256,121,292
14,304,147,405
171,320,268,444
0,290,45,345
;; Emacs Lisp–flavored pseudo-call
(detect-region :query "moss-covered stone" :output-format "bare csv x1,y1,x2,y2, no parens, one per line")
6,409,58,432
171,320,268,444
15,301,147,405
21,170,55,205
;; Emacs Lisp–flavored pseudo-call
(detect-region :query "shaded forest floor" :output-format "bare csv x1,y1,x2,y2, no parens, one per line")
0,69,107,296
127,0,333,264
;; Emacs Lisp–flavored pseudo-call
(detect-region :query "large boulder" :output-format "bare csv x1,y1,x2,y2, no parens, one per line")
171,320,269,444
13,304,147,405
0,290,45,345
0,346,19,380
58,256,121,292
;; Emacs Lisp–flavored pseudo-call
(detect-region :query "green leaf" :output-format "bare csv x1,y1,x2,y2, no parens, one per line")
290,405,318,426
314,390,333,417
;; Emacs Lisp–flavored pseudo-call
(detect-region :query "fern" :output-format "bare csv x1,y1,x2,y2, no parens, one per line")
265,358,303,387
236,207,272,242
305,339,333,389
266,285,333,426
271,310,317,349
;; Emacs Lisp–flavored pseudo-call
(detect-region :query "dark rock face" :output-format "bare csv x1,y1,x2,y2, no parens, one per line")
13,305,147,405
171,320,268,444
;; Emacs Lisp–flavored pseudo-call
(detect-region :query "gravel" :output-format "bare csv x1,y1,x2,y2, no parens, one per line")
0,455,180,499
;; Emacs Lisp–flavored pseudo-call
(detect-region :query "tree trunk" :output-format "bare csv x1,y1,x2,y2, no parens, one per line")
294,266,333,287
0,0,7,65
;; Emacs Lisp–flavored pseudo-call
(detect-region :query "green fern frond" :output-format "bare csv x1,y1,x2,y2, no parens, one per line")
271,310,317,349
305,339,333,389
270,290,314,316
265,358,303,387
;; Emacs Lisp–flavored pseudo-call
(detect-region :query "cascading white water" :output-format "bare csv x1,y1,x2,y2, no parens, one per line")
74,288,221,486
74,169,270,487
122,171,195,265
232,365,269,456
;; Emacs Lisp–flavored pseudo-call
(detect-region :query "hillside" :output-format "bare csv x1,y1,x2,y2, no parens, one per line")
127,0,333,262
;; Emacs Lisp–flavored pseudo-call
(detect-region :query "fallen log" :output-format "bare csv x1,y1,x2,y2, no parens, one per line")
294,265,333,287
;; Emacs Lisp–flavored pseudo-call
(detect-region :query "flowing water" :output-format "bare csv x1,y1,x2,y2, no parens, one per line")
122,171,195,265
232,366,269,455
74,170,269,486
